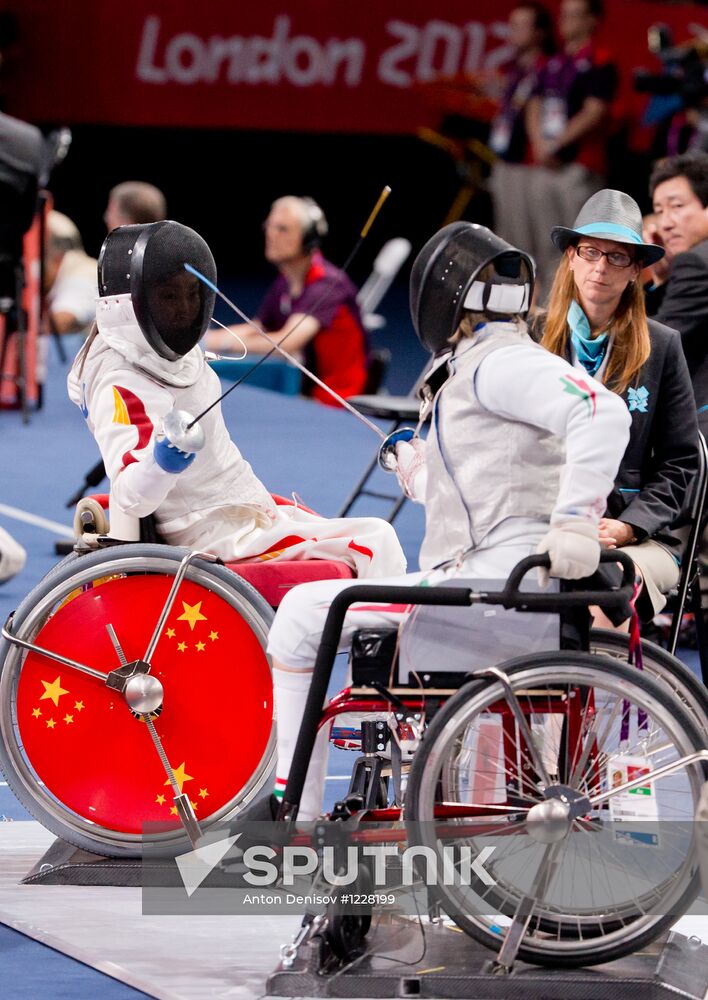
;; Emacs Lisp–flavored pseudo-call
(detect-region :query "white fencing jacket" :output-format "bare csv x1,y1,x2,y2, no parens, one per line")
67,295,406,578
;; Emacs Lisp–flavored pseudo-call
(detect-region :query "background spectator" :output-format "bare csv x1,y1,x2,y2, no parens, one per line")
44,210,96,335
488,3,555,250
103,181,167,231
208,196,369,406
525,0,618,301
650,151,708,621
650,151,708,436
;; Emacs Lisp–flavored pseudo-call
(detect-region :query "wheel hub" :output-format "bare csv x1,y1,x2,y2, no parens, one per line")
526,797,571,843
124,673,164,715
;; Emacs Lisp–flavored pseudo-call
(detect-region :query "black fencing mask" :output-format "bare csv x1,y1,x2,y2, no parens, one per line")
409,223,534,355
98,221,216,361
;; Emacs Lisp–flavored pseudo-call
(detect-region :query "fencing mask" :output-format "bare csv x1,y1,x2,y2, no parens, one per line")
98,220,216,361
409,222,534,355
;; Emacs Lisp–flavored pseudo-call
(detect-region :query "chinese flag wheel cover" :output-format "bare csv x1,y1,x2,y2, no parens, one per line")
16,574,273,834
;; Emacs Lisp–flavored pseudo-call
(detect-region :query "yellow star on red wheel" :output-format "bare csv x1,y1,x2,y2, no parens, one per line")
165,627,176,639
40,676,69,707
198,788,209,799
32,708,41,718
74,700,84,712
155,794,166,806
170,806,178,816
165,762,193,793
195,641,206,652
177,601,207,631
177,642,187,653
63,714,74,725
46,719,56,729
208,631,219,642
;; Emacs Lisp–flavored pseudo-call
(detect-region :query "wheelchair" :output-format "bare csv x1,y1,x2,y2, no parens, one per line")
276,550,708,970
0,495,353,858
0,516,706,969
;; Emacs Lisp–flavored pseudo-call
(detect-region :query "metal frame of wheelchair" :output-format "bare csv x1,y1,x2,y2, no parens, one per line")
666,431,708,680
0,535,707,974
274,550,708,972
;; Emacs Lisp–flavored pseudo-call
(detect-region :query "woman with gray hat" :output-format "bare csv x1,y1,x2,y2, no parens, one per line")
538,188,699,626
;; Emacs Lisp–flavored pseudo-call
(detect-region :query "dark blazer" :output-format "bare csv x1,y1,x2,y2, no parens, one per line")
552,319,699,553
599,320,698,551
656,238,708,434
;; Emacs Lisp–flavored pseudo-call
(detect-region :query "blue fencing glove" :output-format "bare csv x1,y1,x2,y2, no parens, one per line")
153,409,205,474
153,437,196,473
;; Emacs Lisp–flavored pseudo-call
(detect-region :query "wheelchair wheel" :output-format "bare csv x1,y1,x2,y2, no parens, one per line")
0,544,275,857
590,628,708,732
325,862,374,962
405,651,706,968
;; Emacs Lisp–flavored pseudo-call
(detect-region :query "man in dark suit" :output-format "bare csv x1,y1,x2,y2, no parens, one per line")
650,152,708,438
650,152,708,616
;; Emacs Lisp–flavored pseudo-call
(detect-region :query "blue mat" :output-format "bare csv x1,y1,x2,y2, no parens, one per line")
0,924,151,998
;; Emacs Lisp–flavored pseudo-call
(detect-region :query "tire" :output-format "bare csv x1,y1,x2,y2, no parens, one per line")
325,862,373,962
590,628,708,732
405,651,707,968
0,544,275,857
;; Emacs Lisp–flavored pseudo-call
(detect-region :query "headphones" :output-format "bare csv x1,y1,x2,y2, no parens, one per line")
299,197,328,253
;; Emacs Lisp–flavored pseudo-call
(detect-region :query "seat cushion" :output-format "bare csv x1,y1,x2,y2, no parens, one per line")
226,559,354,607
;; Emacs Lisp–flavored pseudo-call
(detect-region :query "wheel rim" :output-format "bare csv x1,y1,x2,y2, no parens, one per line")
1,553,275,853
407,657,703,961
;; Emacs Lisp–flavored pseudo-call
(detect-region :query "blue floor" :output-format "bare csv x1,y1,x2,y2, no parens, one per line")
0,924,152,999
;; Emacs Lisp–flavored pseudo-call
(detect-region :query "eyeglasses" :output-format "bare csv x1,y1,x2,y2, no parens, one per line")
575,244,635,268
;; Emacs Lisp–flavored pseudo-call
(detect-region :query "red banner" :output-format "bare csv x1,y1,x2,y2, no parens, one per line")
1,1,704,133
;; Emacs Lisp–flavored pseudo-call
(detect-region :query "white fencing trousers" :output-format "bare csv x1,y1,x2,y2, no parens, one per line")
268,531,545,820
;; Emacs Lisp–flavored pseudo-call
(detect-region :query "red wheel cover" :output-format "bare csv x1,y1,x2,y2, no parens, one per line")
16,574,273,835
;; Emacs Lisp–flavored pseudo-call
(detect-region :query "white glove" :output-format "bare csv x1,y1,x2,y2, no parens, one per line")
536,521,600,587
394,438,428,504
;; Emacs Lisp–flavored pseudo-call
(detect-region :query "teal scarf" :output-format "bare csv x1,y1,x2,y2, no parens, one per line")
568,300,608,376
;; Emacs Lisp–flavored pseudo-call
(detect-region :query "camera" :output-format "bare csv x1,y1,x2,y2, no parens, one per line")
633,23,707,109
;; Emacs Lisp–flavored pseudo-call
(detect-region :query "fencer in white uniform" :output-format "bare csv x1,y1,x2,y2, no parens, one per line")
67,221,405,578
265,222,633,820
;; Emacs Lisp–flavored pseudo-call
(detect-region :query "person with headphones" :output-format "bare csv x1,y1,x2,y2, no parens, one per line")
208,196,369,406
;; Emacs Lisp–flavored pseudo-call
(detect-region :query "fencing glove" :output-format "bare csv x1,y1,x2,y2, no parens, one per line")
153,408,205,474
394,438,428,504
536,520,600,587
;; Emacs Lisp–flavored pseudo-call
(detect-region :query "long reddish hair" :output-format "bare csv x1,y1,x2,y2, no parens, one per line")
540,254,650,393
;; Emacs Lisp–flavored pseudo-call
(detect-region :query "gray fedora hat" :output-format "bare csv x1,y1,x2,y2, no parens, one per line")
551,189,665,266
